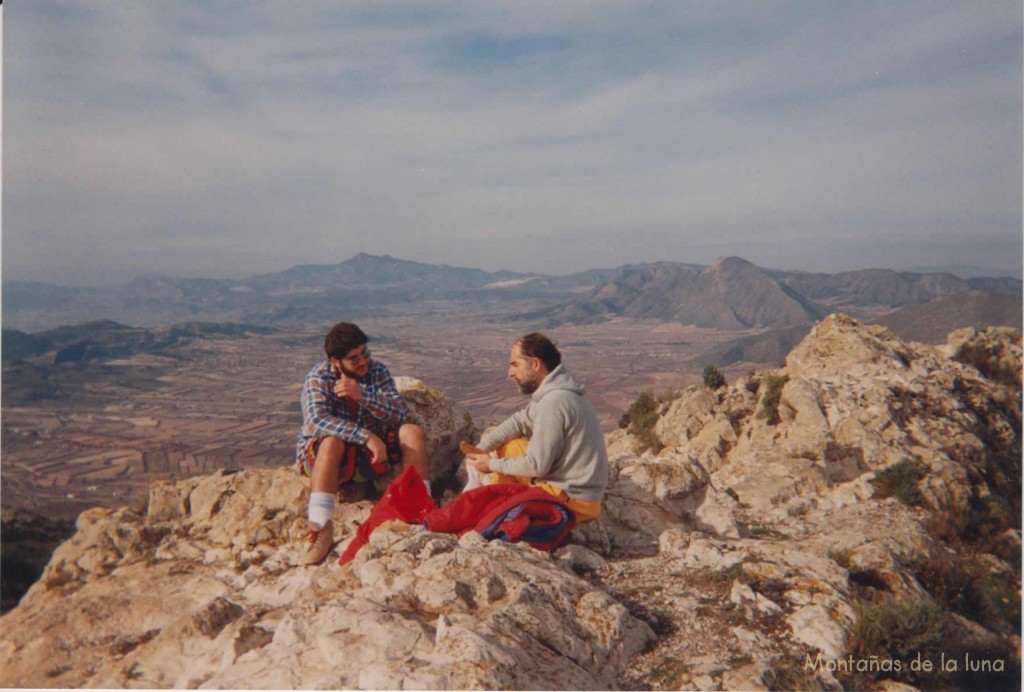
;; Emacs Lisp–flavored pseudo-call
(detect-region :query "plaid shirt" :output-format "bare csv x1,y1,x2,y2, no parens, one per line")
295,359,409,464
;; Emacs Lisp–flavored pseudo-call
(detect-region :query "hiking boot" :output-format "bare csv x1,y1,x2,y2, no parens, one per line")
300,521,334,565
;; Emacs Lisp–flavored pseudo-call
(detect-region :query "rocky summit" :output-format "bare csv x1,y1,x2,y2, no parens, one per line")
1,316,1020,690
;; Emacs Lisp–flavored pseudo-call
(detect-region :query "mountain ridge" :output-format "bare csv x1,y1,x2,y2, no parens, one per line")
3,253,1020,334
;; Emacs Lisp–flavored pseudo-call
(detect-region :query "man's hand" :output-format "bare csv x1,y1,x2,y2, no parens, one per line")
335,373,363,401
465,452,493,474
366,432,387,465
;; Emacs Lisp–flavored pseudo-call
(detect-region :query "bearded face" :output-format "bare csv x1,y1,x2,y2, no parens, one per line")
508,344,542,395
331,345,371,379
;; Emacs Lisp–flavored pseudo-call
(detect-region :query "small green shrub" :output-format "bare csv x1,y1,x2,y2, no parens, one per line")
871,457,928,507
618,389,663,454
618,388,657,429
744,370,760,394
762,658,822,691
756,374,789,425
841,599,945,689
927,493,1019,560
702,363,726,390
843,592,1020,690
910,550,1021,634
911,550,971,606
975,568,1022,629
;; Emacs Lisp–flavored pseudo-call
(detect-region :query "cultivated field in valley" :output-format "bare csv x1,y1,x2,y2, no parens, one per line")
1,314,766,521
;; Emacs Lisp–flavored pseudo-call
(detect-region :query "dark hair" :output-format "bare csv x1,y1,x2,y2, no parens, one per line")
517,332,561,372
324,322,369,360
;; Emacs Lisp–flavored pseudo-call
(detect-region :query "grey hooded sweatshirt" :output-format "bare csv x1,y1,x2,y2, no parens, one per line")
478,364,609,501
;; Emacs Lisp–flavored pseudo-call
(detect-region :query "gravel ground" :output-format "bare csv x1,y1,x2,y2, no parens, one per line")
586,552,822,691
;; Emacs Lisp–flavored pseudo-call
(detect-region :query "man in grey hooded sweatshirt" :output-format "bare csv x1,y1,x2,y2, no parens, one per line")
463,332,608,522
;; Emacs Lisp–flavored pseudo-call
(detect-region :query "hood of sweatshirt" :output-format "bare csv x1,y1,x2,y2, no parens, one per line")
531,364,583,402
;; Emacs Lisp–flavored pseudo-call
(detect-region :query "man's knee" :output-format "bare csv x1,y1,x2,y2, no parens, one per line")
398,423,425,446
315,436,347,467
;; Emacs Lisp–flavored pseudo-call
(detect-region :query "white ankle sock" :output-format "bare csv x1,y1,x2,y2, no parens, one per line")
308,492,335,528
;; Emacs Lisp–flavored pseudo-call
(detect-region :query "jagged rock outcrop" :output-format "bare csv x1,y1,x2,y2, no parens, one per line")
1,316,1019,690
1,467,652,689
586,316,1021,686
598,317,1021,539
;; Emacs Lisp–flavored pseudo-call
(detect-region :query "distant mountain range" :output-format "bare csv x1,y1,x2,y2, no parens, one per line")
529,257,826,328
874,290,1023,344
1,320,277,365
3,253,1021,340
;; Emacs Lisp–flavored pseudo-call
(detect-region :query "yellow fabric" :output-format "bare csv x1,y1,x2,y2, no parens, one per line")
496,438,529,458
486,438,602,523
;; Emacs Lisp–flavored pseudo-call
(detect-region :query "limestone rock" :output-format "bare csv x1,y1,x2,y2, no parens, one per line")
654,386,720,447
586,314,1019,685
0,469,654,690
553,543,608,575
395,375,479,482
605,314,1020,531
944,326,1023,386
692,486,740,538
575,455,693,552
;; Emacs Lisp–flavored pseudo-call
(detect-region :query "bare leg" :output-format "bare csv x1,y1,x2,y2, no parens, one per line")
301,436,346,565
310,435,345,493
398,423,429,480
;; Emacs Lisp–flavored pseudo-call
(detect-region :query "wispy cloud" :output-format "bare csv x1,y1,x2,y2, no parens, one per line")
4,1,1021,285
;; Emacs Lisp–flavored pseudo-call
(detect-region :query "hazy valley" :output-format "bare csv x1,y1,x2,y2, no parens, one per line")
2,253,1021,621
1,313,751,523
3,252,1020,522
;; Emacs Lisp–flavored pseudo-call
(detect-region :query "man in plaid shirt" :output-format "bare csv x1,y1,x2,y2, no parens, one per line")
296,322,429,565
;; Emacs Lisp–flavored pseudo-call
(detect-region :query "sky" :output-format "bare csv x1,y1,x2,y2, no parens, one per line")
3,1,1022,287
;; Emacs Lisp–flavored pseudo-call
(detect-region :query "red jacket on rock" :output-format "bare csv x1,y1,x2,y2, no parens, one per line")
337,468,576,565
423,483,576,550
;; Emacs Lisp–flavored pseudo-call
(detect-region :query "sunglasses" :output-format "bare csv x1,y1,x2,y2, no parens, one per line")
342,348,371,366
